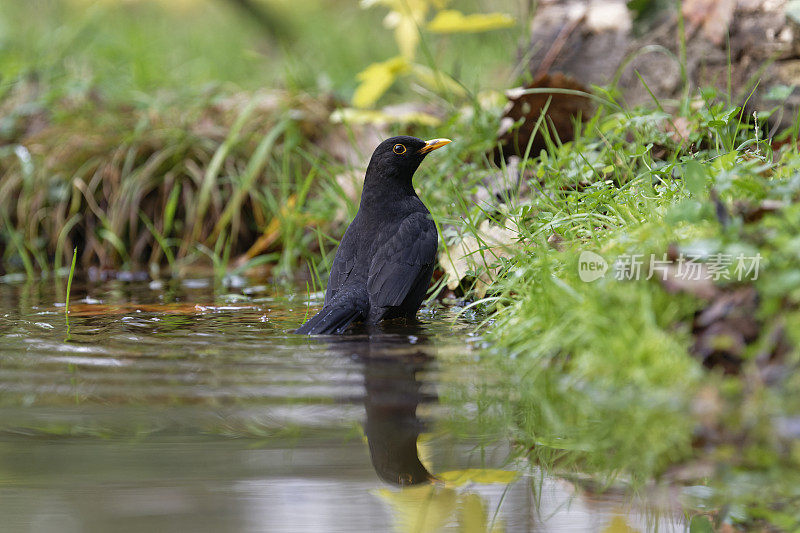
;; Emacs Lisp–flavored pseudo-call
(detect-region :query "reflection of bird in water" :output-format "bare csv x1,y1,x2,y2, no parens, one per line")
327,323,436,486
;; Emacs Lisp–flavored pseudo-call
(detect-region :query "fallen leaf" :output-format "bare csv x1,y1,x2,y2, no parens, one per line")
440,220,517,297
495,73,593,165
427,10,515,33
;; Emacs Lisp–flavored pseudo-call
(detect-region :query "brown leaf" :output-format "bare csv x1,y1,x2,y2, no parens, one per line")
495,73,593,165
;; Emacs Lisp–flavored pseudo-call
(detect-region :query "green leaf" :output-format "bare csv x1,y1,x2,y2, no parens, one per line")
684,159,707,197
427,10,514,33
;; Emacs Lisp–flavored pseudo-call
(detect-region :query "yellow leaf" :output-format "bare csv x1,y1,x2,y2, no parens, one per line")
364,0,430,58
330,107,441,126
428,10,515,33
392,13,422,60
438,469,520,486
352,56,410,108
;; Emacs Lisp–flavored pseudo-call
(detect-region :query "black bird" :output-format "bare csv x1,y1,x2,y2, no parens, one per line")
296,135,451,335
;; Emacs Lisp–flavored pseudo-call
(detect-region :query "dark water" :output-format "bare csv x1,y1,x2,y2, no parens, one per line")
0,278,683,532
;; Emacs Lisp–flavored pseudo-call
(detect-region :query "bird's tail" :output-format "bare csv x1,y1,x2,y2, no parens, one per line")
295,299,365,335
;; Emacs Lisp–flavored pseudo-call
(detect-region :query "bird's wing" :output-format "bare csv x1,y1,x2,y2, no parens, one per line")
367,212,438,308
325,244,357,304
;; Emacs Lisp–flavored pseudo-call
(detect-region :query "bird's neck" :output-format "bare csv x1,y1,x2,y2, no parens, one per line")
359,166,417,210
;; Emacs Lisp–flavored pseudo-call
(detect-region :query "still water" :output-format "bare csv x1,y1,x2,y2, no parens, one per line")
0,278,684,532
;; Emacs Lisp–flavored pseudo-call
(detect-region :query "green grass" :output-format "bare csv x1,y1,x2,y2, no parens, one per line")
437,92,800,528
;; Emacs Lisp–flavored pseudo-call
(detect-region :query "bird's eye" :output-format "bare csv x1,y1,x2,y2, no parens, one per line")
392,144,406,155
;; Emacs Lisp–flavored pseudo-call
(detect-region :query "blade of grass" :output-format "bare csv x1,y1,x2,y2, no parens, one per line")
65,246,77,339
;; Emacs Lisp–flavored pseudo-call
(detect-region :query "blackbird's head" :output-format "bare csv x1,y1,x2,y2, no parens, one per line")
366,135,451,184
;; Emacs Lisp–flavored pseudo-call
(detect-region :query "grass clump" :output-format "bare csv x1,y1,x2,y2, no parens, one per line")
437,89,800,527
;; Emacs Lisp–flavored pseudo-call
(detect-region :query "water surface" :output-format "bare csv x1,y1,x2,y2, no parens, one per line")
0,278,683,532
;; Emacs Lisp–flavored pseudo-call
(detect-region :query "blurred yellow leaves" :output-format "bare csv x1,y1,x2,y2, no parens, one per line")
352,56,411,109
428,10,515,33
352,0,515,109
349,56,467,109
361,0,431,59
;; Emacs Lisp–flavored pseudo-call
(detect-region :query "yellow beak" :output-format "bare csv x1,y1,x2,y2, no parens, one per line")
418,138,452,154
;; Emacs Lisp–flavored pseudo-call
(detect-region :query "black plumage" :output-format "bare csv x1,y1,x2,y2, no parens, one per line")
296,135,451,335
